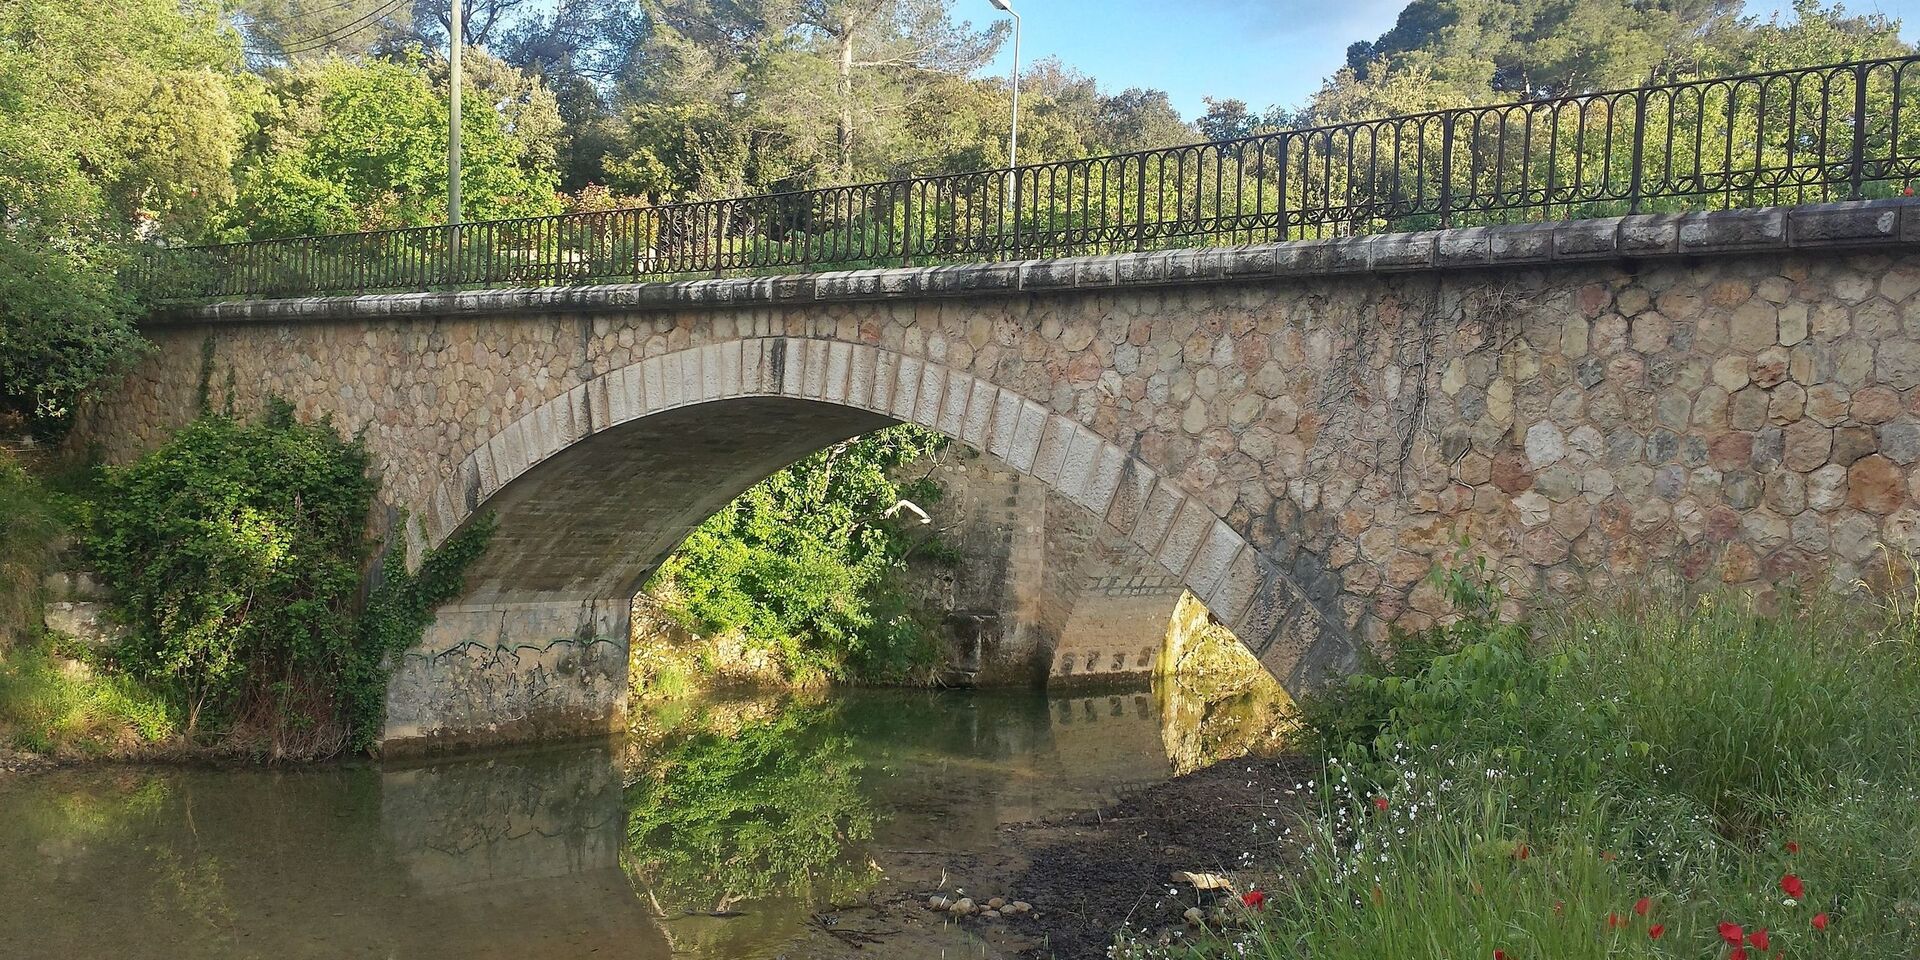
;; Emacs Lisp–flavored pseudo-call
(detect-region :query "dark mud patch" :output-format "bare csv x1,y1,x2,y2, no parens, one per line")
849,753,1319,959
1002,753,1316,958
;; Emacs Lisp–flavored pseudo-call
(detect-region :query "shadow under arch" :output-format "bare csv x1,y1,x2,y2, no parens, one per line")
384,338,1349,753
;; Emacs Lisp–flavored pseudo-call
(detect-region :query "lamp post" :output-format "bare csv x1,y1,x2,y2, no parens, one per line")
987,0,1020,170
448,0,463,228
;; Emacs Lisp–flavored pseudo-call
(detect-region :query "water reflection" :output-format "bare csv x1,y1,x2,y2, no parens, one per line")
0,680,1288,960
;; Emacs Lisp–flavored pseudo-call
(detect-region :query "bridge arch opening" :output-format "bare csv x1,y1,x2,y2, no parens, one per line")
385,338,1346,752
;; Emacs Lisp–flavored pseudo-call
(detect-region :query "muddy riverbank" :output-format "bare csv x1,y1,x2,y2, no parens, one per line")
762,752,1316,959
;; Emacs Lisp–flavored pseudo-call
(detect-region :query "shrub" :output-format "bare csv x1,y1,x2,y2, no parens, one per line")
84,401,490,755
88,401,373,740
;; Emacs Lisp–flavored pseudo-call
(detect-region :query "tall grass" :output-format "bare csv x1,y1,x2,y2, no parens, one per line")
1124,567,1920,960
0,450,59,652
0,637,178,755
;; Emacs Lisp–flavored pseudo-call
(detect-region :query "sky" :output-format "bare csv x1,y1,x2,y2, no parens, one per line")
959,0,1920,120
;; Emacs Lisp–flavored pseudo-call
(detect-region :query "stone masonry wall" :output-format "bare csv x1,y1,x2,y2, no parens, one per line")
68,201,1920,750
904,445,1191,686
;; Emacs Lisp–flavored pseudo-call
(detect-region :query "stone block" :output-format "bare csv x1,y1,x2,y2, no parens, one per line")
1157,498,1216,577
1790,201,1901,246
1677,208,1786,252
1372,232,1437,269
1552,218,1620,259
1185,521,1244,599
1105,458,1156,537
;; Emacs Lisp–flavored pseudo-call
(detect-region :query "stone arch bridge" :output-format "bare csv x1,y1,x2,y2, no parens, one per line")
72,200,1920,752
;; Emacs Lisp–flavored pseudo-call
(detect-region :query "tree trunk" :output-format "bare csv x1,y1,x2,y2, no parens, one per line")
837,27,855,180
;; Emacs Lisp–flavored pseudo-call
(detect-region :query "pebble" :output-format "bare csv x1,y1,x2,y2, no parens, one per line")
1009,901,1032,914
987,896,1005,910
1183,906,1205,925
927,896,951,911
950,897,976,916
982,909,1001,919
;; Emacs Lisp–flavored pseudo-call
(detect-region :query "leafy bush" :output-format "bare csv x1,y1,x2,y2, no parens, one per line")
88,401,373,738
648,425,951,684
85,401,492,754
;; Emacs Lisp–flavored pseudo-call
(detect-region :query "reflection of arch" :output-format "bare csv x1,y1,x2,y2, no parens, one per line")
434,339,1334,655
385,338,1348,750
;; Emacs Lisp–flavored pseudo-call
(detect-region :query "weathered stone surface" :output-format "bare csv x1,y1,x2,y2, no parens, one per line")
70,199,1920,753
1848,455,1906,514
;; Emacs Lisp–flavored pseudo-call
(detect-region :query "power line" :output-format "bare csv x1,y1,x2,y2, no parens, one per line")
245,0,411,57
277,0,409,54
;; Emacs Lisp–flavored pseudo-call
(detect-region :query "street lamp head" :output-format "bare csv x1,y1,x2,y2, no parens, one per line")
987,0,1014,11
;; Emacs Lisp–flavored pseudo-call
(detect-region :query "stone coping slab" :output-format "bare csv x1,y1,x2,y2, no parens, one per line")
164,199,1918,325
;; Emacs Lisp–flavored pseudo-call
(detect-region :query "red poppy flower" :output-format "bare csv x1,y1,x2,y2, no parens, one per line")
1241,890,1267,910
1373,796,1390,811
1780,874,1805,899
1785,841,1800,854
1514,843,1530,860
1812,912,1830,931
1634,897,1651,916
1607,913,1625,929
1493,951,1506,960
1748,929,1770,951
1648,924,1666,940
1719,921,1745,945
1730,948,1748,960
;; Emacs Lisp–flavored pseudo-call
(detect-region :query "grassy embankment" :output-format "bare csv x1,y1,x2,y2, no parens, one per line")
1124,553,1920,960
0,451,177,758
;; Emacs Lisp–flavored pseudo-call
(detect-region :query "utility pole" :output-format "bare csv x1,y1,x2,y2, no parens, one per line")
448,0,463,227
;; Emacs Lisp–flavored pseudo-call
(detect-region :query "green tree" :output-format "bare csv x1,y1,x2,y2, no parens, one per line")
229,54,560,237
648,425,949,683
0,0,246,434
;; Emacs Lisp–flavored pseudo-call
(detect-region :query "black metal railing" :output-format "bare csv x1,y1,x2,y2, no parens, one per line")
143,55,1920,302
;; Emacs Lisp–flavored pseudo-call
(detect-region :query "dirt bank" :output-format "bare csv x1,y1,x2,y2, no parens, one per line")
780,752,1317,959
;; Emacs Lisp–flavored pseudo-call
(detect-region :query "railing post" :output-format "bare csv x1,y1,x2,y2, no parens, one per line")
1134,153,1149,251
444,223,463,289
1275,134,1291,243
901,181,914,267
1851,61,1870,200
1009,167,1024,260
1437,113,1456,228
1628,90,1648,214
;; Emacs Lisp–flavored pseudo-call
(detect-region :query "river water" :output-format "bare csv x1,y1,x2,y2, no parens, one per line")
0,683,1286,960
